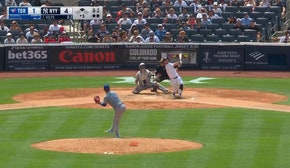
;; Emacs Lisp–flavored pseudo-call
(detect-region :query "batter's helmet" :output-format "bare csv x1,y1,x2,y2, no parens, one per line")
139,62,146,68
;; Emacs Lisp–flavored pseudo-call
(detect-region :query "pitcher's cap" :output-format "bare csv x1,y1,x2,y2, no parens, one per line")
103,84,110,91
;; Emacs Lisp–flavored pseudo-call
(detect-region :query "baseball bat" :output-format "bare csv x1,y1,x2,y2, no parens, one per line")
178,53,182,67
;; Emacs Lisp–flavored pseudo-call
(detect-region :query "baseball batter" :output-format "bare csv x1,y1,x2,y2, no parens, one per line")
132,62,170,94
97,84,126,138
160,57,184,98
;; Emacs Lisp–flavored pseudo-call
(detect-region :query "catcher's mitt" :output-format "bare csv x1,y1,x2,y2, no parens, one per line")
94,96,100,103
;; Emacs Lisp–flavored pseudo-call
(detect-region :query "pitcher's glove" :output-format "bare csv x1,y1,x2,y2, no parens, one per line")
94,96,100,104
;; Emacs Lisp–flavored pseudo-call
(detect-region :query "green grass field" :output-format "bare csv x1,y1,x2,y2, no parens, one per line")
0,75,290,168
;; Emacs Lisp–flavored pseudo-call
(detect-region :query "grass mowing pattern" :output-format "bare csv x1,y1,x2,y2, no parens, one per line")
0,107,290,168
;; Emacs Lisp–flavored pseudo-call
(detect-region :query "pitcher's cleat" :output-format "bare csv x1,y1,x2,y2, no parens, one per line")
104,129,113,133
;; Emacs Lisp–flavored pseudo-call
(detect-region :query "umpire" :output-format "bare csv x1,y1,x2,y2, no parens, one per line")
151,61,169,92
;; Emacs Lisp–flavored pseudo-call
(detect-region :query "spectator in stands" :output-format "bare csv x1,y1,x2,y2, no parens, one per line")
104,13,115,24
102,6,109,20
117,30,129,42
24,21,38,33
136,0,147,12
10,20,22,31
4,32,15,44
111,26,122,41
95,23,109,42
244,0,256,11
248,20,261,41
144,30,160,43
16,32,28,43
58,31,71,43
87,29,99,43
279,31,289,43
162,0,173,8
240,12,252,28
117,12,133,26
177,20,190,30
5,0,17,6
227,16,237,24
201,13,212,28
19,0,32,6
128,24,138,37
173,0,188,8
142,7,151,19
272,0,286,20
31,32,43,43
41,0,52,7
234,18,245,31
129,29,142,43
82,18,101,38
167,8,178,19
102,32,116,43
259,0,271,7
230,0,244,7
0,9,7,21
155,24,167,41
133,12,147,25
135,35,144,43
90,0,99,6
163,31,173,43
140,23,153,39
44,32,57,43
152,7,163,18
189,0,202,13
0,20,9,32
208,10,221,19
26,26,38,41
195,18,203,30
150,0,162,8
212,2,223,16
177,30,189,43
48,20,61,33
178,7,190,21
118,3,134,18
218,0,228,11
187,14,196,29
196,7,208,19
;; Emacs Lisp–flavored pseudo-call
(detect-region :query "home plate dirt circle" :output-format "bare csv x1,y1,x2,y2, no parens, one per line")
31,138,203,155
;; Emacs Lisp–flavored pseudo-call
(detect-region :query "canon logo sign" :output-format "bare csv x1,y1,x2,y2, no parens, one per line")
59,50,115,63
8,50,48,59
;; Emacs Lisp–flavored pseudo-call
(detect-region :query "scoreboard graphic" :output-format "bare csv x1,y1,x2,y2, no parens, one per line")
7,6,103,20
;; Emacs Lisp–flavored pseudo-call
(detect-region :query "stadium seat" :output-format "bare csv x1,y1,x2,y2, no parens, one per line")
207,23,220,30
191,34,205,43
214,28,228,37
254,6,269,13
197,29,213,36
225,6,238,13
221,34,235,42
221,12,234,20
239,6,252,13
206,34,220,42
228,29,242,37
237,35,251,42
249,12,263,20
220,23,235,30
184,29,198,36
78,0,91,6
243,29,257,41
211,18,225,25
0,30,7,37
255,17,270,27
163,23,177,31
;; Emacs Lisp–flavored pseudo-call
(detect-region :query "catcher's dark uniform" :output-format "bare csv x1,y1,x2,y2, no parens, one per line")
151,64,170,92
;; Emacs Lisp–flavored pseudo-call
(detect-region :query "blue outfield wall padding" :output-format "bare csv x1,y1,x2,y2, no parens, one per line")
244,43,290,71
1,43,290,71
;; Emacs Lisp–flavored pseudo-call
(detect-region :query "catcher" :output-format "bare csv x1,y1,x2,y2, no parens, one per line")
151,60,170,92
132,62,170,94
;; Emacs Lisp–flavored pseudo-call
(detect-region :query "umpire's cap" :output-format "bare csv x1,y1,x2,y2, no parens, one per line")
103,84,110,91
139,62,146,68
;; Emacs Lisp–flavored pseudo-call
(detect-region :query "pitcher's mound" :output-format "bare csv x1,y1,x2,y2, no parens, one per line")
31,138,203,155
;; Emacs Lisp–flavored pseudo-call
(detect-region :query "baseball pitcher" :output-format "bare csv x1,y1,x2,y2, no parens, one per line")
132,62,170,94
